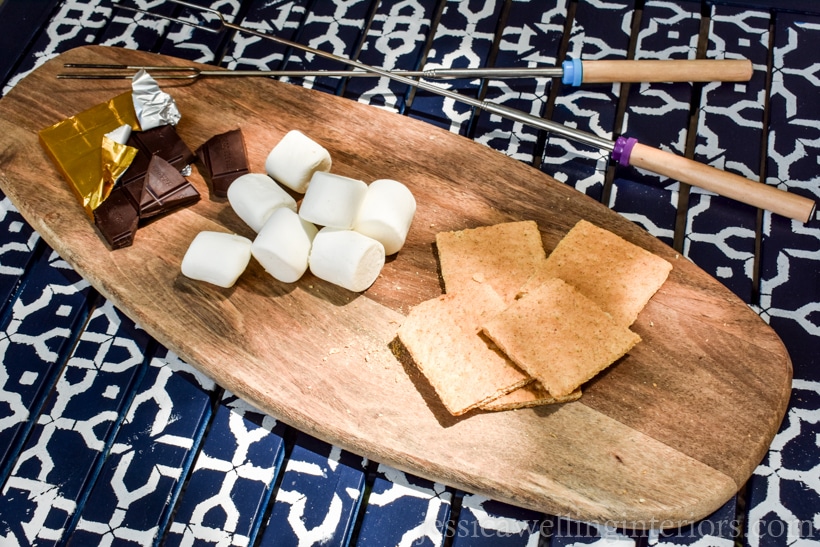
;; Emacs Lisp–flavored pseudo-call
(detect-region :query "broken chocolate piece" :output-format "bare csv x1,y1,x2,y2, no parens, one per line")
93,186,139,249
137,155,200,219
120,124,195,187
195,128,249,198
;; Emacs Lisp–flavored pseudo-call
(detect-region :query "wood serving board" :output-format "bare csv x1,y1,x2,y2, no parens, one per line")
0,46,792,528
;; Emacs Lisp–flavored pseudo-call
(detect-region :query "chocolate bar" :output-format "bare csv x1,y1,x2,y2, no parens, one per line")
137,155,200,219
120,124,195,187
93,186,139,249
196,128,249,198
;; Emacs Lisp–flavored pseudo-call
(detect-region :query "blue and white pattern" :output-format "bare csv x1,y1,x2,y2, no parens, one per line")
343,0,435,112
68,352,212,546
472,0,567,163
450,494,543,546
540,0,633,201
0,300,148,546
0,0,818,545
259,433,368,546
682,4,769,302
0,249,91,483
356,465,452,546
0,194,40,308
745,380,820,546
164,404,286,547
407,0,503,132
610,0,700,238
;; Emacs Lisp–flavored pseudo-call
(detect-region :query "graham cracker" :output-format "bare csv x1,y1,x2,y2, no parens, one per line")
435,220,547,303
520,219,672,326
480,382,582,412
397,281,531,416
482,277,641,398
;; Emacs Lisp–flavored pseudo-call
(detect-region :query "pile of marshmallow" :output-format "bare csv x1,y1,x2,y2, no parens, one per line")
181,130,416,292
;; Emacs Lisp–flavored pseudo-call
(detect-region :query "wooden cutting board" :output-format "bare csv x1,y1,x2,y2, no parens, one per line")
0,45,792,528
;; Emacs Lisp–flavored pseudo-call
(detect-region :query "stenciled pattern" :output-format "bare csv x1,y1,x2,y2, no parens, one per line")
0,194,40,308
745,380,820,546
68,350,213,546
164,404,286,547
682,5,769,302
610,0,700,239
540,0,634,201
259,433,368,546
471,0,567,164
0,300,149,546
356,465,452,546
406,0,504,133
0,249,92,483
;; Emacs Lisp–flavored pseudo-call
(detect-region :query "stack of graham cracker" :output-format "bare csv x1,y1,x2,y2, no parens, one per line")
397,219,673,416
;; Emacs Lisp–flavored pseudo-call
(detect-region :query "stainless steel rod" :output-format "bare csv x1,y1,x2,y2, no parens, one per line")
114,0,616,152
60,63,565,80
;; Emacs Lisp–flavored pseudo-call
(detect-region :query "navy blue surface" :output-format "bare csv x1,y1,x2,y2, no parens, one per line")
0,248,92,484
164,403,287,546
0,192,40,311
259,432,367,547
355,465,452,546
0,301,149,545
67,362,212,546
540,0,634,202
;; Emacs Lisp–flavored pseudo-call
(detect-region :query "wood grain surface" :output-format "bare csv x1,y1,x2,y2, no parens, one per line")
0,46,792,528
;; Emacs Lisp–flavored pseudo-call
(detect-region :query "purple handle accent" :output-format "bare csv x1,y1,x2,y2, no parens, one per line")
611,136,638,166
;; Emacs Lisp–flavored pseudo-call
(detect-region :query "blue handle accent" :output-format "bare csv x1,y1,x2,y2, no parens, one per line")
561,58,583,86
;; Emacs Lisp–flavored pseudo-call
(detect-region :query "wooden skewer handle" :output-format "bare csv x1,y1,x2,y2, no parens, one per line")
581,59,753,83
622,142,816,222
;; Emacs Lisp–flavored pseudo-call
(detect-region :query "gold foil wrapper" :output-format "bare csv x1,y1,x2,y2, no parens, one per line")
101,135,138,196
39,91,141,217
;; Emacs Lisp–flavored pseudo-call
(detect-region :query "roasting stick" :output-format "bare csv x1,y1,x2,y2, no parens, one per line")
110,0,815,222
60,58,753,85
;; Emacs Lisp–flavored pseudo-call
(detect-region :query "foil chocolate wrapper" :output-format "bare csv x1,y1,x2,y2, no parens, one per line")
131,69,181,129
39,91,142,217
101,135,138,193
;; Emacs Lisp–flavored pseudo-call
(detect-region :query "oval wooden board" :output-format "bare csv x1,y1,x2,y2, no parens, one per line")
0,46,792,527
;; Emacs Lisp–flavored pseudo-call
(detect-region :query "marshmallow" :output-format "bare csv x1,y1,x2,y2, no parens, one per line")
181,231,252,288
227,173,297,232
353,179,416,255
308,228,385,292
298,172,367,229
251,208,318,283
265,130,332,193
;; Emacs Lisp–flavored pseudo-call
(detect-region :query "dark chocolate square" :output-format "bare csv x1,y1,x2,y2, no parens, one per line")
119,124,195,188
138,155,200,219
195,128,249,198
93,186,139,249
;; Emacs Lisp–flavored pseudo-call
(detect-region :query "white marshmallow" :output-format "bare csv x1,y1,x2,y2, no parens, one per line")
308,228,385,292
252,208,318,283
227,173,297,232
181,231,252,288
353,179,416,255
298,172,367,229
265,130,332,193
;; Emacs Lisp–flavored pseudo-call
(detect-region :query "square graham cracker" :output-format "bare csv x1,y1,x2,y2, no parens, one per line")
397,282,531,416
480,382,582,412
520,219,672,327
435,220,547,303
482,277,641,398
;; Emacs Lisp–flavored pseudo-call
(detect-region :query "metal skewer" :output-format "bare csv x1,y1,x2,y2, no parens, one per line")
60,58,753,84
59,64,568,81
105,0,814,222
114,0,616,150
